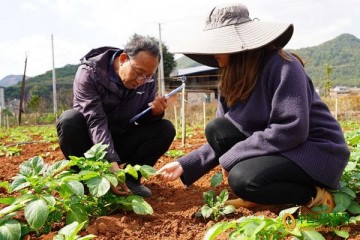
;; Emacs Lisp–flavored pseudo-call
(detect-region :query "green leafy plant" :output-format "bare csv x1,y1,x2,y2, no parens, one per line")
53,221,96,240
329,129,360,214
204,206,351,240
195,173,235,221
0,143,156,239
165,149,185,158
0,145,21,157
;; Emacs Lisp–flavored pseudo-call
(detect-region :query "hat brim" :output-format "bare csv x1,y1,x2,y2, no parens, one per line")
171,21,294,67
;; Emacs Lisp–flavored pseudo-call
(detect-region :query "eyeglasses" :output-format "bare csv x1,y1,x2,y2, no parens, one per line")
128,58,154,83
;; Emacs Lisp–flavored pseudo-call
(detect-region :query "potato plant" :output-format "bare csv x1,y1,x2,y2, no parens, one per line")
0,143,156,239
195,173,235,221
53,221,96,240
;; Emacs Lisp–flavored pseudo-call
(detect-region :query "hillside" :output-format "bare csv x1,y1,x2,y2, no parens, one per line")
0,75,25,87
292,33,360,87
4,64,79,101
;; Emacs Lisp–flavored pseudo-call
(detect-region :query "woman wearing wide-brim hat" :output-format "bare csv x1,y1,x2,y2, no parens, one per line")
157,2,350,212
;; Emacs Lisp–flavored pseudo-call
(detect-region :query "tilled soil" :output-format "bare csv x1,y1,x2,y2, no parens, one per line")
1,127,359,240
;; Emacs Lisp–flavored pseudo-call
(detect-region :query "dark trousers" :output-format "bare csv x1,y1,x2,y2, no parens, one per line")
57,110,176,178
205,118,317,205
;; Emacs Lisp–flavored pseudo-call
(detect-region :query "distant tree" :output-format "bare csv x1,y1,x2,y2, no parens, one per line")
324,64,333,97
27,95,41,113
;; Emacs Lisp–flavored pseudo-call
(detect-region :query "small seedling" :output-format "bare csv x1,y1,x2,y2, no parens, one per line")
195,173,235,221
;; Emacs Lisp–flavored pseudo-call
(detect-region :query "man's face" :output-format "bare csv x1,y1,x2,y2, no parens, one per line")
119,51,159,89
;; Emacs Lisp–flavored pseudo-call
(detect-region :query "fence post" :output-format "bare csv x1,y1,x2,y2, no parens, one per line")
203,102,206,130
335,97,338,120
181,77,186,147
174,105,178,134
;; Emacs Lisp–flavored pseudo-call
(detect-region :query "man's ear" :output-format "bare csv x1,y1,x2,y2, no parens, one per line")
119,53,128,65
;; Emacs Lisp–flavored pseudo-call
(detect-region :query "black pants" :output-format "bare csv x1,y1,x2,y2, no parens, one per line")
57,110,176,175
205,118,317,205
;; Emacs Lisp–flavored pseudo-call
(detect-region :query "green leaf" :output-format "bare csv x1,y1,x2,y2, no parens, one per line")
344,161,356,172
251,220,267,237
203,191,215,206
66,204,89,226
217,189,229,203
86,176,110,197
78,170,100,180
10,176,30,192
203,222,236,240
210,173,223,187
0,197,15,205
347,201,360,214
139,165,157,179
42,195,56,207
45,160,70,176
222,205,235,215
0,213,17,225
84,143,108,159
333,192,352,211
66,180,85,197
128,196,153,215
340,186,356,198
55,221,83,239
279,206,300,218
78,235,97,240
116,171,126,183
243,222,259,237
0,204,23,218
334,230,349,238
0,219,21,240
124,165,138,179
21,156,45,175
350,215,360,223
104,174,118,187
302,230,325,240
201,205,213,218
24,199,49,230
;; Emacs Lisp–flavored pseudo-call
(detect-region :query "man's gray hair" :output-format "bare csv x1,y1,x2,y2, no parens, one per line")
124,34,161,61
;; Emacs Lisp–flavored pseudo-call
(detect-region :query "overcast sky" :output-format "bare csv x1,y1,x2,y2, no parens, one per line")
0,0,359,80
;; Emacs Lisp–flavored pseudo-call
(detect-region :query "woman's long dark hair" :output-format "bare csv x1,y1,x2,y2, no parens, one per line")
218,47,291,107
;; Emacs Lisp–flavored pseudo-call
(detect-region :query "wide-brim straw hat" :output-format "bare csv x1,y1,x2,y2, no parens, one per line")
172,3,294,67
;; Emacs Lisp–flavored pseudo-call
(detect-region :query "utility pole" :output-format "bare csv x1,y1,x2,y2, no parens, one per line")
51,34,57,119
158,23,165,96
18,54,28,125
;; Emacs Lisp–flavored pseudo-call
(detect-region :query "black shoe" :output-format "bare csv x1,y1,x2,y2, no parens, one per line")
125,179,152,198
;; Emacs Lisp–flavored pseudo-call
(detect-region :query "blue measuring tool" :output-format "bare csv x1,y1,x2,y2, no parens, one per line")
129,84,184,124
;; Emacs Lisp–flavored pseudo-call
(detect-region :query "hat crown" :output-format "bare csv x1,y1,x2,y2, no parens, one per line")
205,3,252,30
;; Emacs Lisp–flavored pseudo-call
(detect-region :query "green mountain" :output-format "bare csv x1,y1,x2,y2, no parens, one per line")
176,33,360,88
0,75,25,87
291,33,360,87
5,64,79,101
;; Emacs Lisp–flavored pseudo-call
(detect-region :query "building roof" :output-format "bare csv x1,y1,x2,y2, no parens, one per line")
171,65,217,77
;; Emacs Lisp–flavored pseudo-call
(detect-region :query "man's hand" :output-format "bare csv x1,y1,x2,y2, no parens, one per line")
156,161,184,182
151,96,167,116
110,162,130,196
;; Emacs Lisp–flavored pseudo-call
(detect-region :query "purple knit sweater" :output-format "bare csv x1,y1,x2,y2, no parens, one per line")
177,51,350,189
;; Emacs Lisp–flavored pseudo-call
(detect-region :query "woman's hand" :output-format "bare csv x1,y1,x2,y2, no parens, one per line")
151,96,168,116
156,161,184,182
